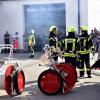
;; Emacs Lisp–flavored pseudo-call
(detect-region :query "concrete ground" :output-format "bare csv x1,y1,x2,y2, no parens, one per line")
0,52,100,100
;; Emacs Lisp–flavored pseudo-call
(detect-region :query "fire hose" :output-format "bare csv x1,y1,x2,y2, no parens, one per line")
0,44,25,96
38,46,77,95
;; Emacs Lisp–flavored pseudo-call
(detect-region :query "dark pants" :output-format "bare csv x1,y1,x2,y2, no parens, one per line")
79,53,91,76
53,56,58,62
53,52,58,62
96,42,99,52
28,45,34,56
65,57,76,68
4,43,10,53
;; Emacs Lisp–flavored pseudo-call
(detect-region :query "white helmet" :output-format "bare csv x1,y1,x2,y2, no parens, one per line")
43,44,50,52
31,29,35,34
49,25,57,32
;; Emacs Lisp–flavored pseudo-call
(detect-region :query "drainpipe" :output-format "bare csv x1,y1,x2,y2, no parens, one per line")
78,0,80,34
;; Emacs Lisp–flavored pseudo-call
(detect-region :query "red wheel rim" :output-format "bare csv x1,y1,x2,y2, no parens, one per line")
39,70,62,94
17,70,25,93
4,65,15,95
55,63,77,93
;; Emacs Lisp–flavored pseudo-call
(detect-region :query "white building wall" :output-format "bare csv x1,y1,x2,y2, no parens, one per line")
0,0,88,49
66,0,78,35
88,0,100,31
80,0,88,26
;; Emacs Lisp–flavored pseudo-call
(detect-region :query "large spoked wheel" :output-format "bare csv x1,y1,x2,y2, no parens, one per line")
38,69,63,95
14,69,25,95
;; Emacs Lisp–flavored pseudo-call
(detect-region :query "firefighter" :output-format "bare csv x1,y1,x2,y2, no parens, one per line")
49,25,58,62
62,27,78,68
77,26,95,78
28,29,36,58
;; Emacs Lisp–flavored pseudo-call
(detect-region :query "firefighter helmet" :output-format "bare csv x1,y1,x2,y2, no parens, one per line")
49,26,57,32
80,26,88,31
67,26,76,33
31,29,35,34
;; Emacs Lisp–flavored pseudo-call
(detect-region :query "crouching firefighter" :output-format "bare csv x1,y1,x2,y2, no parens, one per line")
77,26,95,78
62,27,78,68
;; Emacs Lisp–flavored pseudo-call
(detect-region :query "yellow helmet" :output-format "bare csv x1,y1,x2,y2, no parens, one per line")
49,25,57,32
67,26,76,33
80,26,88,31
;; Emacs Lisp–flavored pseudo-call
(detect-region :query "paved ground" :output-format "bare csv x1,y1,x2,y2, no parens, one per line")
0,53,100,100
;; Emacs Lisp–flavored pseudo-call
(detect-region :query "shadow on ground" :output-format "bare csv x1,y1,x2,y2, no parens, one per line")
0,52,43,61
0,80,100,100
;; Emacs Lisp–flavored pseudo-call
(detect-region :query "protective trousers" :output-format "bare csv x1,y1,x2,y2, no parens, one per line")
29,46,34,56
79,53,91,76
65,57,76,68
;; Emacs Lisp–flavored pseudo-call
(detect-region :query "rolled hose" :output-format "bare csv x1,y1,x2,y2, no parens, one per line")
13,69,25,95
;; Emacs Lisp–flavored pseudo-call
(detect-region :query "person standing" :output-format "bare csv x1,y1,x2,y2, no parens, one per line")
77,26,95,78
93,28,98,52
12,32,19,52
28,29,36,58
49,25,58,62
4,31,10,44
62,26,78,68
4,31,11,53
97,31,100,59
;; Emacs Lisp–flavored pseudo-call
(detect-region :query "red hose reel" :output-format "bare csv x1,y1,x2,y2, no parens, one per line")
38,63,77,95
0,45,25,96
0,65,25,96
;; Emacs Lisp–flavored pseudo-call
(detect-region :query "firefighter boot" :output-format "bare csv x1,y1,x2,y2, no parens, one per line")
29,55,34,58
79,71,84,78
87,71,92,78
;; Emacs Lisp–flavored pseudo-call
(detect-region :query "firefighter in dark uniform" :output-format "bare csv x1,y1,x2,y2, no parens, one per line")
62,27,78,68
4,31,10,53
49,25,58,62
4,31,10,44
77,26,95,78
